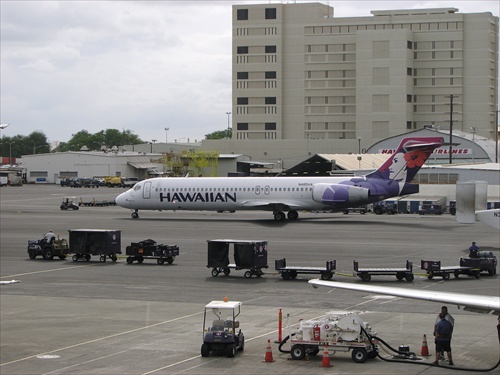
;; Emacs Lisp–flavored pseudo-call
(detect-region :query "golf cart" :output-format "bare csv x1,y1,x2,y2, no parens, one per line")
201,298,244,358
60,196,79,210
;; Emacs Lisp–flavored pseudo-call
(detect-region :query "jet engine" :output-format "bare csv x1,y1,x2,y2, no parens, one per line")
312,183,369,206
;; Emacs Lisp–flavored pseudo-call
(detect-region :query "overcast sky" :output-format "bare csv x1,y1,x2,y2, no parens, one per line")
1,1,498,145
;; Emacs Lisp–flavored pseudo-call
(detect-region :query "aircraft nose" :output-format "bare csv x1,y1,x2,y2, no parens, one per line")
115,191,131,208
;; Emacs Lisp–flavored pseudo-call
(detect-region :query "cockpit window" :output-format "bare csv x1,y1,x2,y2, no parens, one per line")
134,184,141,191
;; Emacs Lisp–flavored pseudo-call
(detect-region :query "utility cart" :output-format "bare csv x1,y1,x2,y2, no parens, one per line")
201,298,244,358
353,260,414,282
125,239,179,265
281,311,378,363
275,258,336,280
68,229,121,262
207,239,268,278
421,260,480,280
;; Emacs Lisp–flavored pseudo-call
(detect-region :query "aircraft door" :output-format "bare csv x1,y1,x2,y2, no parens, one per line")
264,185,270,195
143,181,152,199
255,186,261,195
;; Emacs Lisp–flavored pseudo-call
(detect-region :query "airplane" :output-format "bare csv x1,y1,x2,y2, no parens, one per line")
308,279,500,315
115,136,444,221
475,209,500,230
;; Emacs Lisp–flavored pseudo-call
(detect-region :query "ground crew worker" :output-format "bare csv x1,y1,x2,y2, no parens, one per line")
433,312,453,366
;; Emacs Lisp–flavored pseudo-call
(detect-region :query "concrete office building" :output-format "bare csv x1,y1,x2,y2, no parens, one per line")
204,2,498,160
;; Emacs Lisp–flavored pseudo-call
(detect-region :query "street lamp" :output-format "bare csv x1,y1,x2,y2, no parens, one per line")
357,137,361,154
9,142,15,165
470,126,476,163
226,112,231,138
164,127,169,143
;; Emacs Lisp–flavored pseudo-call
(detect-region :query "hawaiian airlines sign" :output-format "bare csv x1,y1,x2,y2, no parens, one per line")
379,148,471,155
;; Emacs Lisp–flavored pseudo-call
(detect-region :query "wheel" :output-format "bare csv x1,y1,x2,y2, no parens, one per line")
131,211,139,219
238,336,245,352
223,268,231,275
308,347,320,356
282,271,291,280
28,250,36,259
157,258,165,265
351,347,368,363
442,272,450,280
244,271,252,278
226,344,236,358
72,255,78,262
126,257,133,264
360,273,371,282
290,270,298,279
396,272,405,281
290,344,306,360
85,254,91,261
287,210,299,220
42,249,53,260
111,254,117,262
321,271,333,280
427,272,434,280
201,343,210,357
454,270,460,278
274,211,286,221
137,257,144,264
166,256,174,264
368,349,379,359
100,255,106,263
474,271,480,279
211,268,219,277
405,274,414,282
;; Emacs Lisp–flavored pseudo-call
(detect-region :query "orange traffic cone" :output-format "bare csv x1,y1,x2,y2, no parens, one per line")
421,334,430,356
321,344,332,368
263,339,275,363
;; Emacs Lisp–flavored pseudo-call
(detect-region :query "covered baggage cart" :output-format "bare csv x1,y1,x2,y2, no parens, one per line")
69,229,121,262
126,239,179,265
207,239,268,278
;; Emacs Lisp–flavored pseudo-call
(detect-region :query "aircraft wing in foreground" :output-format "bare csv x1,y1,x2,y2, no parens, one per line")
308,280,500,315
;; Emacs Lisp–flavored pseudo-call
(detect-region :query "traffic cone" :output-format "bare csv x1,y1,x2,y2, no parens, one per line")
421,334,430,356
321,344,332,368
263,339,275,363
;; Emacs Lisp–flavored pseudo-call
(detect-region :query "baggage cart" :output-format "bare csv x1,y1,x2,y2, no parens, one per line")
421,260,480,280
207,239,268,278
275,258,336,280
353,260,414,282
125,239,179,265
69,229,121,262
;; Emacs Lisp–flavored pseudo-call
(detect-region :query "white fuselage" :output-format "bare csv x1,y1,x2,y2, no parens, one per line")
115,176,357,212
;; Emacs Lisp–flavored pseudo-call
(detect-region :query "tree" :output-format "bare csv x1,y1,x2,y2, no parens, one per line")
205,129,232,140
56,129,143,152
0,131,50,159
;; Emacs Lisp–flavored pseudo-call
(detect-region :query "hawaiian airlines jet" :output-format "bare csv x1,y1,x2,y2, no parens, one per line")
115,137,443,221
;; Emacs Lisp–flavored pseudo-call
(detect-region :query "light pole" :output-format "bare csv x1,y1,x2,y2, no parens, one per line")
470,126,476,163
357,137,361,154
445,94,458,164
164,127,169,143
9,142,15,165
226,112,231,138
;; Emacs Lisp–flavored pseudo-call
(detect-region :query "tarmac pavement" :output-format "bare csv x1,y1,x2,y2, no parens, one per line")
1,184,499,374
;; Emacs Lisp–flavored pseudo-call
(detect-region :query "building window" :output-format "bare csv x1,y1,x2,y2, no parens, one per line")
237,72,248,80
407,95,412,103
237,97,249,105
407,67,412,76
237,9,248,20
265,97,276,105
407,40,413,49
265,122,276,130
237,46,249,54
406,121,412,130
237,123,249,131
265,8,277,20
265,45,277,53
265,71,276,79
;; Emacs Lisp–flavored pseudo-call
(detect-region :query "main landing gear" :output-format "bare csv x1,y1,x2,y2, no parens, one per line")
273,210,298,222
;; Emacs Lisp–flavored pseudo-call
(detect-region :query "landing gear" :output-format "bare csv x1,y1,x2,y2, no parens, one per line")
131,210,139,219
273,210,299,221
287,210,299,220
273,211,286,221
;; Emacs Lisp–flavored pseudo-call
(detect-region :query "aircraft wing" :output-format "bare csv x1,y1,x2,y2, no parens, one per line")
239,200,303,210
308,279,500,315
475,209,500,230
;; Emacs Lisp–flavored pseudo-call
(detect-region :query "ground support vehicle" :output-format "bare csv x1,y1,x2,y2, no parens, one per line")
275,258,336,280
201,299,244,358
460,251,497,276
68,229,121,262
421,260,480,280
207,239,268,278
342,206,367,214
60,197,79,210
125,239,179,265
27,238,70,260
353,260,414,282
282,312,378,363
78,197,116,207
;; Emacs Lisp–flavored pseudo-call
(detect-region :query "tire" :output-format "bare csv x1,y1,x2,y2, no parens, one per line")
290,344,306,360
442,272,450,280
244,271,252,278
85,254,91,261
126,257,134,264
157,258,165,265
360,273,371,282
351,348,368,363
131,212,139,219
166,256,174,264
282,271,291,280
290,270,298,279
100,255,106,263
238,336,245,352
201,343,210,357
274,211,286,221
137,257,144,264
287,210,299,220
72,255,78,262
226,344,236,358
111,255,117,262
368,349,378,359
42,249,53,260
223,268,231,275
405,274,414,282
211,268,219,277
396,272,405,281
321,272,333,280
28,250,36,259
454,270,460,278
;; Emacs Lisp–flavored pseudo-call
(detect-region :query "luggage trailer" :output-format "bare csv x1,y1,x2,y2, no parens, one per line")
353,260,414,282
421,260,480,280
275,258,336,280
